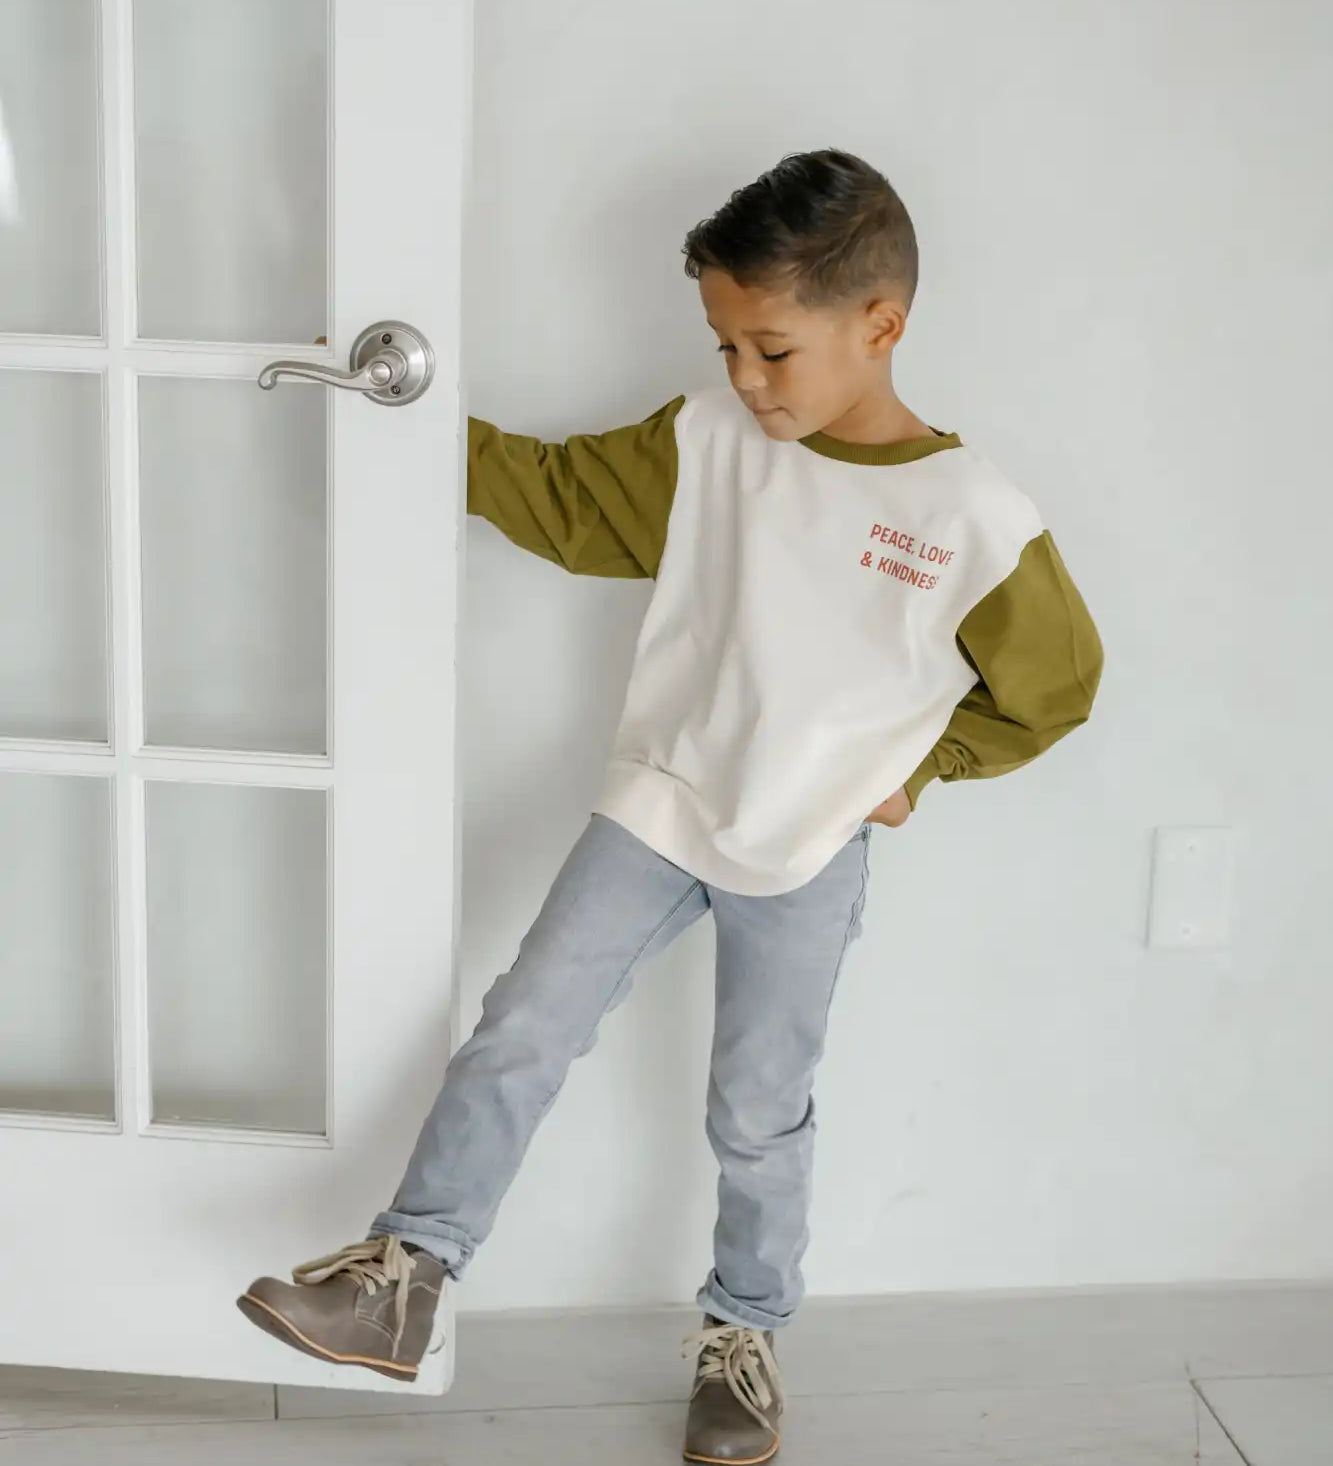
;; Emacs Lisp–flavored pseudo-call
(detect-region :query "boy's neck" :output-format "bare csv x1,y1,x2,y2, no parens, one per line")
818,384,933,445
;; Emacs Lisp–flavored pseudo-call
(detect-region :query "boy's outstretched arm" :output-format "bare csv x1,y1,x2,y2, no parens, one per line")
903,531,1104,808
467,396,685,579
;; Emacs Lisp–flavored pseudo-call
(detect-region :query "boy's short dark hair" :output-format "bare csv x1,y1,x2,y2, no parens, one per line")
682,149,918,310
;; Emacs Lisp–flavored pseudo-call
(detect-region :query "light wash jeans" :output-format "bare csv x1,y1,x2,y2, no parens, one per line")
370,812,872,1331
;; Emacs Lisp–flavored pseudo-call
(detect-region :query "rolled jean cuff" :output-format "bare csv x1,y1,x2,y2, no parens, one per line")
696,1270,795,1331
369,1212,475,1277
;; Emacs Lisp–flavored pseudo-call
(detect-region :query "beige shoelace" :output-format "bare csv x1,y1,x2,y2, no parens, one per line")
292,1237,418,1354
680,1321,786,1433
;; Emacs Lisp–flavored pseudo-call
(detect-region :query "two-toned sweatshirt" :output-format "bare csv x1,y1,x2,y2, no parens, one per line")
468,387,1103,897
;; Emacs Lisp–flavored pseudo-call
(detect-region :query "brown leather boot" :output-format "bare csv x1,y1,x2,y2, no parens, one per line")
681,1313,785,1464
237,1236,447,1381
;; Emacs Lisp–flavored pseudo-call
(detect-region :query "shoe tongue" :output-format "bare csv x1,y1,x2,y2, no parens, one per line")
705,1314,776,1348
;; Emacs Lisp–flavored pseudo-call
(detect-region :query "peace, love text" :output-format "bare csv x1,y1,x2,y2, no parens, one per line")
859,523,957,591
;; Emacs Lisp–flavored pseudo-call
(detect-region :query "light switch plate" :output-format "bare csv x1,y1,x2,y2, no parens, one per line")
1147,827,1236,949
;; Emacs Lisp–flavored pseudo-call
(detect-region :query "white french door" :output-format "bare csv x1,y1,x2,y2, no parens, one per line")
0,0,470,1393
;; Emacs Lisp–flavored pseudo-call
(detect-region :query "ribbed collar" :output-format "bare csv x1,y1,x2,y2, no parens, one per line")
797,426,962,466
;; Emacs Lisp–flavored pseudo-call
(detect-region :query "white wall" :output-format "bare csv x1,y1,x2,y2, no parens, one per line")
450,0,1333,1314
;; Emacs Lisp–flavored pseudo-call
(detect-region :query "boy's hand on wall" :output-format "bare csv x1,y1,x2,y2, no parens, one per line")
867,787,912,828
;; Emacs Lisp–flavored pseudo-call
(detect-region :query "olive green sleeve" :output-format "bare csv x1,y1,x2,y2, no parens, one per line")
467,395,685,579
903,531,1103,808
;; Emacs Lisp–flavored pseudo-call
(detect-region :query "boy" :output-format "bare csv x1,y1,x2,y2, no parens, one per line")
238,149,1102,1464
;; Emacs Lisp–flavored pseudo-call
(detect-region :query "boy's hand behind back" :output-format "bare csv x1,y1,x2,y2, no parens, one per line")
867,787,911,829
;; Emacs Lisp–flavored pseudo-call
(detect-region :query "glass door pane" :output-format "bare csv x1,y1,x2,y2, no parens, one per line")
133,0,328,344
0,369,109,743
138,375,328,755
0,772,116,1121
0,0,102,337
145,780,328,1135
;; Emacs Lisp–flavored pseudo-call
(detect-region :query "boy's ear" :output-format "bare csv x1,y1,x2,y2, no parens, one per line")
863,296,908,357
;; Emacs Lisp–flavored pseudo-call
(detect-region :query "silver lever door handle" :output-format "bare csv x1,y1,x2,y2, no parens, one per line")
257,320,434,407
258,355,400,393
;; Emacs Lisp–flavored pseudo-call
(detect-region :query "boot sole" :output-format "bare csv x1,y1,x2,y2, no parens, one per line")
236,1292,420,1382
683,1437,780,1465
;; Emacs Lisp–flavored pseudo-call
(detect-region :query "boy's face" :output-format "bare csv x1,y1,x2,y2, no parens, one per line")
698,268,906,441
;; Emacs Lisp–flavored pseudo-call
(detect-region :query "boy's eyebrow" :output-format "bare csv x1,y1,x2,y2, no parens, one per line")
704,320,791,339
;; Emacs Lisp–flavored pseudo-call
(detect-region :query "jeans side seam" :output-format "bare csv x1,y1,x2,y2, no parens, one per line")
820,839,870,1033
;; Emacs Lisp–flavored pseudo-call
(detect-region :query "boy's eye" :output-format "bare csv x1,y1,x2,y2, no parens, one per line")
715,344,791,363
